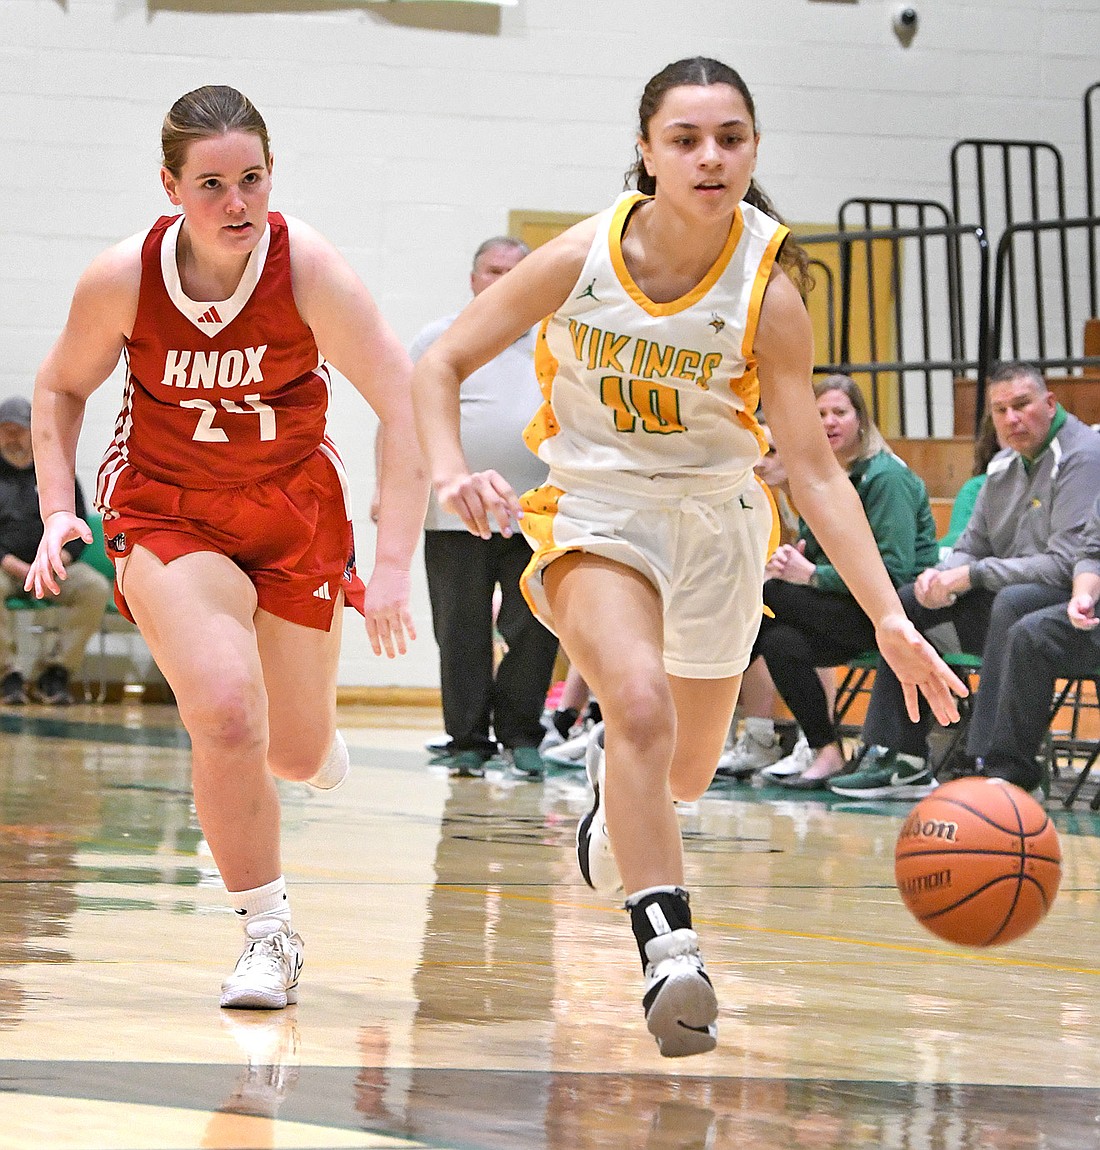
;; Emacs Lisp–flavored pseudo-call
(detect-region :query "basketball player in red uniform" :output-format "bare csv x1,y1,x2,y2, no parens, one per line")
26,86,428,1009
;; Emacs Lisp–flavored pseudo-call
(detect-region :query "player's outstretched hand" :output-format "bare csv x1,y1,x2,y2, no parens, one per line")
436,469,522,540
875,612,969,725
25,512,90,598
362,564,416,659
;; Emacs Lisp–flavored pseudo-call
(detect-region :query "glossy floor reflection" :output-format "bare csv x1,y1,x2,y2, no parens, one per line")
3,702,1100,1149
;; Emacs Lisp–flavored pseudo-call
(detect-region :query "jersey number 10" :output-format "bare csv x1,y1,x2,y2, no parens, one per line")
600,375,685,435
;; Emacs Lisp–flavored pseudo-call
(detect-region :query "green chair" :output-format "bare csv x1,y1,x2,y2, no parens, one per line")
3,594,62,693
832,649,982,777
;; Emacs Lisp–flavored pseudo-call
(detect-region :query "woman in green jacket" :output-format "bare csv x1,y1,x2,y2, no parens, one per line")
752,375,939,789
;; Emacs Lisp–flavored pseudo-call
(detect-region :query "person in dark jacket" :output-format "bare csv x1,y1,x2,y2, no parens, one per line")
977,493,1100,793
0,396,110,704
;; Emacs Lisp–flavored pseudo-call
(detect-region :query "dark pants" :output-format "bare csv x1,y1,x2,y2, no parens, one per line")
753,582,877,749
983,601,1100,786
862,581,1066,759
424,530,559,756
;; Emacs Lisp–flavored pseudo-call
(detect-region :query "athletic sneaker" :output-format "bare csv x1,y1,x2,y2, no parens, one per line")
980,755,1051,805
35,664,73,706
642,927,718,1058
758,733,813,780
575,724,622,894
220,921,304,1010
827,745,936,799
543,725,594,767
714,724,783,779
1030,752,1052,804
509,745,545,779
537,727,565,755
1,670,28,706
442,749,488,778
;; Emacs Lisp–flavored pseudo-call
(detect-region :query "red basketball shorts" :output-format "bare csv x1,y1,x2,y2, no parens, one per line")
98,444,365,631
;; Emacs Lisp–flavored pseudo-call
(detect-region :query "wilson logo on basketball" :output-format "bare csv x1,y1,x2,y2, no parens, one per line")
898,815,958,843
898,869,952,897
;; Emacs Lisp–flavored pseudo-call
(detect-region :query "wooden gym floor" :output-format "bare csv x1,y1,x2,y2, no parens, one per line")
3,700,1100,1149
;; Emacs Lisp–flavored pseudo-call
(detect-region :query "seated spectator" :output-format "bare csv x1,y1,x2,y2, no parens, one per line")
976,492,1100,795
831,361,1100,799
715,659,834,781
0,396,111,704
723,374,940,788
715,419,818,778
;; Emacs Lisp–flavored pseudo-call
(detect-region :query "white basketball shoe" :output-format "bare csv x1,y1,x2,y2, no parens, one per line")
575,724,623,894
220,921,304,1010
642,928,718,1058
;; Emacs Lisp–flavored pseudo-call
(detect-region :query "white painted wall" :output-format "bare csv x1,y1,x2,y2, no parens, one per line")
2,0,1097,687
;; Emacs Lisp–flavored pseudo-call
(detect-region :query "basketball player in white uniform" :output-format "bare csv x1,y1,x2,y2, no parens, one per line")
412,57,966,1058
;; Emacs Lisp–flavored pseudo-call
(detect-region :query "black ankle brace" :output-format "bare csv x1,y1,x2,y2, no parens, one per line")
626,886,693,969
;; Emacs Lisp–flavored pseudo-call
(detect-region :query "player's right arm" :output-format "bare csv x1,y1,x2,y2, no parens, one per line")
412,217,598,539
757,266,966,725
27,236,141,597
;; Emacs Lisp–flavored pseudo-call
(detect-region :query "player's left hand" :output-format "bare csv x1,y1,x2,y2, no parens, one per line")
362,564,416,658
875,612,969,725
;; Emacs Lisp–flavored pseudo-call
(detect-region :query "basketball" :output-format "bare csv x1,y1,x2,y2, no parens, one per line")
894,776,1062,947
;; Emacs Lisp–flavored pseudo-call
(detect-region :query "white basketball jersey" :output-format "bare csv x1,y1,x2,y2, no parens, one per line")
524,192,789,503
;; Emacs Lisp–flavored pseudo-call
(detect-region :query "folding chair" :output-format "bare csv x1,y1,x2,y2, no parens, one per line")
4,596,62,688
1051,675,1100,808
833,650,879,737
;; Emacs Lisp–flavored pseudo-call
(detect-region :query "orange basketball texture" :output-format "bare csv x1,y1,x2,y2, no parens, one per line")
894,776,1062,947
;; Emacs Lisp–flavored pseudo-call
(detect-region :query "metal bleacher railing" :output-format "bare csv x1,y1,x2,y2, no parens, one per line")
797,217,991,438
794,81,1100,439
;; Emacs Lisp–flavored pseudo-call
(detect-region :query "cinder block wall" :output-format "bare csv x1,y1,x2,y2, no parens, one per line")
3,0,1094,687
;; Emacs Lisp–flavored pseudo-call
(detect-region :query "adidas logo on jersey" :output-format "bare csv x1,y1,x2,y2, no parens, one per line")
160,345,268,390
197,306,223,324
312,583,332,601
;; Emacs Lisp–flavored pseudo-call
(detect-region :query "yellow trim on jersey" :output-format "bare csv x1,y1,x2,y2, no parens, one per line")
525,317,562,455
518,484,568,620
730,221,790,460
757,474,781,619
608,194,746,318
740,222,790,362
534,317,558,402
757,474,781,560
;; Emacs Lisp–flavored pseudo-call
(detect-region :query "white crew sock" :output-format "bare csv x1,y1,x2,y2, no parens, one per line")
228,875,291,937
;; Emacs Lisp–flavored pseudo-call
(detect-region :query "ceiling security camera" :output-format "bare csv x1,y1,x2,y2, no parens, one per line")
893,5,919,45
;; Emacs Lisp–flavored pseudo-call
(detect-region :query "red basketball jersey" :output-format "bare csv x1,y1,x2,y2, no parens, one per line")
98,212,329,500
